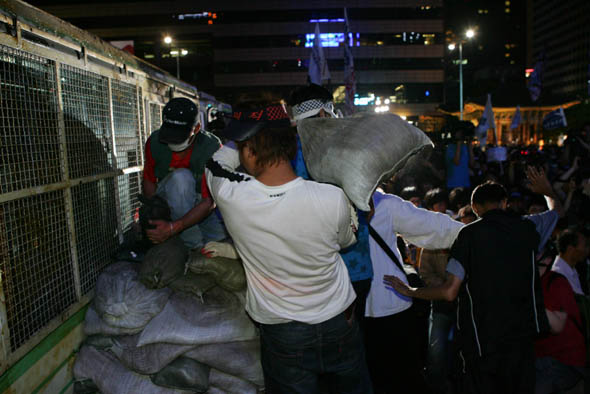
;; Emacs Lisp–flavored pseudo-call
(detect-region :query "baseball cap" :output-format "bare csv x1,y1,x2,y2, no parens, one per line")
158,98,199,144
218,104,290,142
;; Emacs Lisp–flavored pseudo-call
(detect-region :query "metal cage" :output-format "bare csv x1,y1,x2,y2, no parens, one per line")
0,1,201,372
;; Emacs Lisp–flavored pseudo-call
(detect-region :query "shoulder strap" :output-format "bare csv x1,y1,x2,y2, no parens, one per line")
368,224,408,281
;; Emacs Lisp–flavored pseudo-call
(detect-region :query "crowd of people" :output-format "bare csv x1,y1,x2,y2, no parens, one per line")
139,85,590,394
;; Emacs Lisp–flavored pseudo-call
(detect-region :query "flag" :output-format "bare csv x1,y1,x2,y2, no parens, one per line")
542,107,567,130
510,105,521,130
110,40,134,55
308,23,331,85
475,94,495,145
528,51,544,102
343,8,356,114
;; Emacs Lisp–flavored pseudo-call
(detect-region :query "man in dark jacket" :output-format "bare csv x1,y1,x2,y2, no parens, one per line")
386,172,561,394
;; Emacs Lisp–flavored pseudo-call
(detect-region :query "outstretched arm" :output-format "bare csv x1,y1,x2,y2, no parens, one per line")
384,273,462,302
526,166,564,217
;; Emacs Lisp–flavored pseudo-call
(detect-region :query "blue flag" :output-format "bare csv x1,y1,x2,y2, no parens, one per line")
542,107,567,130
528,51,544,102
343,8,356,114
308,23,331,85
510,105,521,130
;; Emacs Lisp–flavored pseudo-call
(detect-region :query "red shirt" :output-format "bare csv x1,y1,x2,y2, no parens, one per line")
535,272,586,366
143,138,211,198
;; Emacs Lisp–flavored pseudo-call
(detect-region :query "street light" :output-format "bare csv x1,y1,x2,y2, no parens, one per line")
162,36,187,79
449,29,476,120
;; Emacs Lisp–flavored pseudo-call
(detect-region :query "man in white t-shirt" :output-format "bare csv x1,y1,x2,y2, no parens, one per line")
204,108,372,394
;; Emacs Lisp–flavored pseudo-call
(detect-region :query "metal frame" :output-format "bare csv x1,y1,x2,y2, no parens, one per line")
0,5,200,374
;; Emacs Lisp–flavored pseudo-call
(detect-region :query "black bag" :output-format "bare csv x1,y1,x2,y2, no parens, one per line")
368,224,430,317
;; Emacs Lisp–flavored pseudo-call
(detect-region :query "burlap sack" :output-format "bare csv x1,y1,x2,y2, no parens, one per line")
187,253,246,292
73,345,192,394
139,236,188,289
297,113,433,211
137,287,257,347
151,357,210,392
168,272,217,301
94,261,170,329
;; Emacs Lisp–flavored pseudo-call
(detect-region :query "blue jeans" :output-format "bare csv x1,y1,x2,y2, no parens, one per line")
535,356,585,394
156,169,226,249
426,308,455,393
259,311,373,394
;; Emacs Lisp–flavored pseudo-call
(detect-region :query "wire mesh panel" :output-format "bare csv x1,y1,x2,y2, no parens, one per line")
71,179,119,295
111,80,141,170
60,65,113,179
149,102,162,134
0,191,76,351
138,87,146,166
117,172,142,240
0,44,62,194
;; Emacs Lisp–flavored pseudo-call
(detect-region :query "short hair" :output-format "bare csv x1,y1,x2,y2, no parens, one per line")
457,204,476,220
237,126,297,168
471,181,507,206
557,229,580,254
449,187,470,211
400,186,422,201
288,84,333,106
423,188,448,209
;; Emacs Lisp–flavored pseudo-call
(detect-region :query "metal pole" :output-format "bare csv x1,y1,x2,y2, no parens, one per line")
459,42,463,120
176,51,180,79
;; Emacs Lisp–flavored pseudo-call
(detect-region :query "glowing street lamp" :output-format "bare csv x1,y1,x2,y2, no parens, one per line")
449,29,476,120
163,36,187,79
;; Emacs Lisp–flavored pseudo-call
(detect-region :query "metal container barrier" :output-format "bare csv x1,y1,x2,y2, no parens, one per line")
0,0,215,374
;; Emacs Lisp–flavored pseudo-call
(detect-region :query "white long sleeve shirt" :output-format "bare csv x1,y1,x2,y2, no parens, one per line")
205,145,357,324
366,189,464,317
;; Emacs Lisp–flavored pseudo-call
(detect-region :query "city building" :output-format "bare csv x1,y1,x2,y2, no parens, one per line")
528,0,590,100
31,0,446,118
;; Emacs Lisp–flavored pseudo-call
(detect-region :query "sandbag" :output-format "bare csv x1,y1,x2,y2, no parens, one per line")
83,306,143,336
187,252,246,292
209,368,258,394
185,340,263,387
73,345,193,394
94,261,170,329
83,334,116,350
73,379,99,394
109,334,195,374
168,272,217,301
151,356,210,392
297,113,433,211
140,236,188,289
137,287,258,347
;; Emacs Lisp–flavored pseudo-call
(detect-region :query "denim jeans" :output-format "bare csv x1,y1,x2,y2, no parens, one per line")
259,311,373,394
156,169,226,249
426,308,455,393
535,356,585,394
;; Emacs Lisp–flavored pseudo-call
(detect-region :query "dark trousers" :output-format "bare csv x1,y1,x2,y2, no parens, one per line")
461,341,535,394
365,307,431,394
352,278,371,331
260,311,373,394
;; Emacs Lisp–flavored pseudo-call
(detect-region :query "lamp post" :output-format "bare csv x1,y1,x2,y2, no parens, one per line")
448,29,475,120
163,35,185,79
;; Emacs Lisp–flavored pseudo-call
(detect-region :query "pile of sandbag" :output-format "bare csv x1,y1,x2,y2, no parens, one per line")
74,251,264,394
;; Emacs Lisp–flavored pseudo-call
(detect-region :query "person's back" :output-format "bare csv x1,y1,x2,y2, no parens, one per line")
454,210,541,357
205,112,371,393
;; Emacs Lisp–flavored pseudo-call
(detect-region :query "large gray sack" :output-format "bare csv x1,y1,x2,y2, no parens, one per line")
297,113,433,211
185,340,263,387
73,345,193,394
109,334,196,375
83,306,143,336
140,236,188,289
209,368,258,394
168,272,217,301
151,356,210,392
94,261,170,329
187,252,246,292
137,287,258,347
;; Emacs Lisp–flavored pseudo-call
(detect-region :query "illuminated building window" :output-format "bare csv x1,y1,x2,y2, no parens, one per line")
505,8,510,13
505,53,510,57
505,1,510,5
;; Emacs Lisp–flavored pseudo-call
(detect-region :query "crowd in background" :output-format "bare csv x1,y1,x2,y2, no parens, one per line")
383,122,590,394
